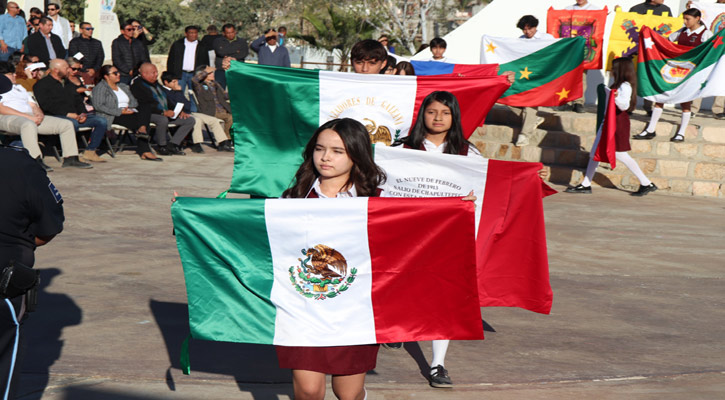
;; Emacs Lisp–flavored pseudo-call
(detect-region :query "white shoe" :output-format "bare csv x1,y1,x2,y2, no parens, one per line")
515,134,529,147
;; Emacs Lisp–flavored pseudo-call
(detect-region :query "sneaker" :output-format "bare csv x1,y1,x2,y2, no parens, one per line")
633,130,656,140
573,103,585,113
62,156,93,169
564,184,592,194
191,143,205,153
429,365,452,388
515,134,529,147
35,156,53,172
631,183,657,197
382,342,403,350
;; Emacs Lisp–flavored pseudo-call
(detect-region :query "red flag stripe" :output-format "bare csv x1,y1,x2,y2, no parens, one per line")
497,65,584,107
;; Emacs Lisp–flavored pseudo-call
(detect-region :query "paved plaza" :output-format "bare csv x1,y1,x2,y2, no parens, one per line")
16,148,725,399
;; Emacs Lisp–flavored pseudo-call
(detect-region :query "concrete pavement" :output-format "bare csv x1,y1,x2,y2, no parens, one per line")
16,148,725,399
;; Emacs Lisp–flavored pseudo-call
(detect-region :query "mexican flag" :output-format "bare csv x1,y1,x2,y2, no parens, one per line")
546,7,608,70
593,84,618,170
375,146,556,314
409,60,500,77
226,62,511,197
172,197,484,371
638,26,725,103
480,35,585,107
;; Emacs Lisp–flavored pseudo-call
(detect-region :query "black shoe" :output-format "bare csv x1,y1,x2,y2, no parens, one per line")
156,145,172,156
62,156,93,169
564,184,592,194
633,130,656,140
191,143,205,153
573,103,585,113
35,156,53,172
631,183,657,197
670,134,684,142
382,342,402,350
554,104,572,112
714,113,725,120
167,144,186,156
429,365,452,388
217,140,234,152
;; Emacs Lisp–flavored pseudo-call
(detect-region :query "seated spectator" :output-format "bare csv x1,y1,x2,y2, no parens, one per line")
33,59,108,162
15,54,41,91
0,62,90,170
250,29,290,67
160,71,232,153
25,17,66,64
111,20,149,84
131,62,195,156
191,65,234,142
68,22,104,83
66,57,92,108
394,61,415,76
92,65,161,161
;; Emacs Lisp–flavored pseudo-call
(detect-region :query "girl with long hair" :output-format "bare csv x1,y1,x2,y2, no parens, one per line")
634,8,713,143
279,118,385,400
567,57,656,196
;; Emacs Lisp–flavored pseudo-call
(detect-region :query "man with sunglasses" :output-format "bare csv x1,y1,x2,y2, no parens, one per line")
111,20,150,85
68,22,104,80
25,17,66,64
0,2,27,62
46,2,72,49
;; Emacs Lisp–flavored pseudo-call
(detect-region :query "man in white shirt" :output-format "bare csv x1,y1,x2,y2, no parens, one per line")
167,26,209,94
0,62,91,170
46,2,72,49
512,15,551,146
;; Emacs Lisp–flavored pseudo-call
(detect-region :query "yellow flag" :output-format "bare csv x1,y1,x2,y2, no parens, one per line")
606,8,683,70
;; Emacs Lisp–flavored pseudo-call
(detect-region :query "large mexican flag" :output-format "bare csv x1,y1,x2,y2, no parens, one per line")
638,26,725,103
226,62,510,197
480,35,585,107
172,197,483,349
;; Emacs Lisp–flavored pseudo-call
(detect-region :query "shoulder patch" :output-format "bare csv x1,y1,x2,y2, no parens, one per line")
48,182,62,203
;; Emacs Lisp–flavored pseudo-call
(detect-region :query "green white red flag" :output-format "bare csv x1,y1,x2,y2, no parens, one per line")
637,26,725,103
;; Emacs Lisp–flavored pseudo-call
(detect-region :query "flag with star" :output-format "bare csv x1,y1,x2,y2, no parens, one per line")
638,26,725,104
480,35,585,107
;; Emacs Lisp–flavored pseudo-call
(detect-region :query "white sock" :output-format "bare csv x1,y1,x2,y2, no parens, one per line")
581,158,599,187
676,112,691,137
615,152,651,186
645,107,663,133
430,340,449,373
362,387,367,400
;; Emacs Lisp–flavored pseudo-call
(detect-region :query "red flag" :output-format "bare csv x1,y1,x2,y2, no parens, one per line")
593,88,618,169
547,7,609,70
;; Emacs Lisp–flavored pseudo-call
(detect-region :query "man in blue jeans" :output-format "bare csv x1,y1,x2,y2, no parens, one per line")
0,2,27,62
33,59,109,162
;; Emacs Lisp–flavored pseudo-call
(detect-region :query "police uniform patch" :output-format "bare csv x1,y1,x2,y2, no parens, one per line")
48,182,62,203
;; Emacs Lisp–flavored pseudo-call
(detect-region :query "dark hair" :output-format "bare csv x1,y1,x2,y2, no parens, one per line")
610,57,637,113
79,21,91,29
127,19,140,25
416,44,429,54
350,39,387,62
185,25,200,33
221,23,236,32
29,17,40,25
394,61,415,75
381,55,397,74
39,16,52,25
429,37,446,48
99,64,117,79
161,71,178,84
400,91,470,155
282,118,386,198
0,62,15,75
278,26,287,32
47,2,60,10
121,20,133,30
517,15,539,30
378,34,389,41
207,25,218,33
683,8,704,24
29,7,43,16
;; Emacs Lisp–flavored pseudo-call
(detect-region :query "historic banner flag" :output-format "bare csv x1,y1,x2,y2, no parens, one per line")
172,197,483,350
546,6,608,70
605,8,682,70
592,84,618,169
375,146,555,314
691,2,725,34
480,35,585,107
637,26,725,103
226,62,510,197
409,60,500,77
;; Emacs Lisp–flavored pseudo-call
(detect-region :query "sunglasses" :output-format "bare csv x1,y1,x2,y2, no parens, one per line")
71,67,81,71
110,71,121,75
84,27,95,31
124,28,135,31
48,8,57,11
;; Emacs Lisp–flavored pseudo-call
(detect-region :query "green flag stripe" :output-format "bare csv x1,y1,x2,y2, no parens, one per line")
500,37,585,97
227,63,321,196
172,197,277,344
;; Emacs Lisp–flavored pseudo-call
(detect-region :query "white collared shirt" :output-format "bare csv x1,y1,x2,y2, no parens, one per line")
422,138,481,157
310,178,357,198
519,31,556,40
267,44,278,53
668,25,713,43
183,39,198,71
0,84,34,115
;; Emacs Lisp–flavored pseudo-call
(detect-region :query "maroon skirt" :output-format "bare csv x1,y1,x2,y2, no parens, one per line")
276,344,380,375
615,109,631,152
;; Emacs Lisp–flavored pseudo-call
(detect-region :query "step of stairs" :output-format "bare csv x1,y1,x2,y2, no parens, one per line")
471,105,725,198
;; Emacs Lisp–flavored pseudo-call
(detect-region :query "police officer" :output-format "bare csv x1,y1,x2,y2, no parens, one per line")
0,73,65,400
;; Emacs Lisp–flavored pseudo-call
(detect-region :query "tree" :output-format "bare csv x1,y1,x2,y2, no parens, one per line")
364,0,436,55
188,0,291,39
115,0,197,54
59,0,87,24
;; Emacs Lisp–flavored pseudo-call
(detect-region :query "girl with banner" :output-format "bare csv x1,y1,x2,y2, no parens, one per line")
278,118,386,400
634,8,714,143
566,57,657,196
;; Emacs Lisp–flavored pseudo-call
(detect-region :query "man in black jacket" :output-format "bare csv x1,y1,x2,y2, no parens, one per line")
131,63,195,156
25,17,66,64
213,24,248,88
68,22,104,79
167,25,209,94
111,20,149,85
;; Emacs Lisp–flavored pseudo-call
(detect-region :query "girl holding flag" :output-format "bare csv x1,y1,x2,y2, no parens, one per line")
634,8,713,143
567,57,657,196
279,118,386,400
